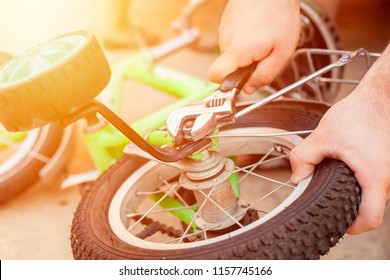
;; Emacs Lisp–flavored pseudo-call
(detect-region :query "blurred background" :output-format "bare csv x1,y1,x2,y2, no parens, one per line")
0,0,389,259
0,0,223,54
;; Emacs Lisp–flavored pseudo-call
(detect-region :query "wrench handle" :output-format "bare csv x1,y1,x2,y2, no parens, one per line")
218,63,257,92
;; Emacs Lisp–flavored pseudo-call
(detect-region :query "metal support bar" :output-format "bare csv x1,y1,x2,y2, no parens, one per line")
60,100,211,162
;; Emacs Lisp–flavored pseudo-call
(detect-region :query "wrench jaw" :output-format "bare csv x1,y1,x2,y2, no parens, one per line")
167,63,257,147
167,88,238,146
189,112,218,141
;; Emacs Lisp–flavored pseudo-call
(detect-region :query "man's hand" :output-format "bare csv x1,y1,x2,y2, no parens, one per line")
207,0,301,94
290,45,390,234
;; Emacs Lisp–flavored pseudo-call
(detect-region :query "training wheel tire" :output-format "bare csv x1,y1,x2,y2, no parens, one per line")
0,31,111,132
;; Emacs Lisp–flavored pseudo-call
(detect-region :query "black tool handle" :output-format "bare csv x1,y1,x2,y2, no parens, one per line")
218,63,257,92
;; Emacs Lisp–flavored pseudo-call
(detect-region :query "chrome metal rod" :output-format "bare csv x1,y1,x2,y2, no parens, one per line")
235,62,339,120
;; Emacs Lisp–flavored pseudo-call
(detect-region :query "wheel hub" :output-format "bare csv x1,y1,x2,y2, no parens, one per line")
179,150,247,230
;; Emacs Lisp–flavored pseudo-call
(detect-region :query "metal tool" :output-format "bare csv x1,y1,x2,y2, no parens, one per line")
167,63,256,145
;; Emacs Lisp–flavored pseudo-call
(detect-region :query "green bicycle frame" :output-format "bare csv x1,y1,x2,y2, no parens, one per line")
0,126,27,149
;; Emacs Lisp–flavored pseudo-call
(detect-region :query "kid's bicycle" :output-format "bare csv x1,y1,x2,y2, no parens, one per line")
0,0,338,203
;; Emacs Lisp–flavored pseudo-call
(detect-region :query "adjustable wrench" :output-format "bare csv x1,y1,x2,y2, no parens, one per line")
167,63,256,145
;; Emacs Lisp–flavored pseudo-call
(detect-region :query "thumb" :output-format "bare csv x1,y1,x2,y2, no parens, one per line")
207,51,243,84
289,132,329,184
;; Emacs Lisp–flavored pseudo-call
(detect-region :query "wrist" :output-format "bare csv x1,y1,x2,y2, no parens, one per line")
349,44,390,114
357,44,390,97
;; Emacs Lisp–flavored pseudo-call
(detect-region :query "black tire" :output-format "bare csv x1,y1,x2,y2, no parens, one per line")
71,100,360,260
0,123,73,204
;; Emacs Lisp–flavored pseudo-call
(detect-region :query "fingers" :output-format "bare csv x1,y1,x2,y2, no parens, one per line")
292,120,388,235
243,48,292,94
207,52,243,85
208,46,293,94
207,43,272,84
346,186,387,234
289,131,330,184
346,168,390,234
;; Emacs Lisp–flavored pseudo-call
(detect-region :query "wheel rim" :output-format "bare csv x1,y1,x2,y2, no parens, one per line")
0,126,44,177
108,126,313,250
0,35,86,87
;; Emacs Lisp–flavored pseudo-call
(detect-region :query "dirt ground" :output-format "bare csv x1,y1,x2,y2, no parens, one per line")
0,0,389,260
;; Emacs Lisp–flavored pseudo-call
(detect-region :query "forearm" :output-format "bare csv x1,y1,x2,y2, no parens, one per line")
351,43,390,115
360,43,390,92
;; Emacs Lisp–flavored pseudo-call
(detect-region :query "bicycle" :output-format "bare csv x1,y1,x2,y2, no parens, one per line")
0,0,370,259
0,0,337,203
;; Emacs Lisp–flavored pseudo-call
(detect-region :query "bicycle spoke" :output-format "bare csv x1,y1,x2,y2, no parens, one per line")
235,167,296,189
126,205,198,218
232,147,275,188
136,186,172,196
233,154,289,172
201,225,208,241
223,142,247,157
136,177,193,215
0,136,51,163
178,186,217,244
238,181,292,216
159,176,194,212
127,181,180,232
136,176,181,196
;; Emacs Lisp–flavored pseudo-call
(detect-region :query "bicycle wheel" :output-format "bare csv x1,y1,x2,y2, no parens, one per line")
71,100,360,260
0,123,74,203
0,31,110,132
